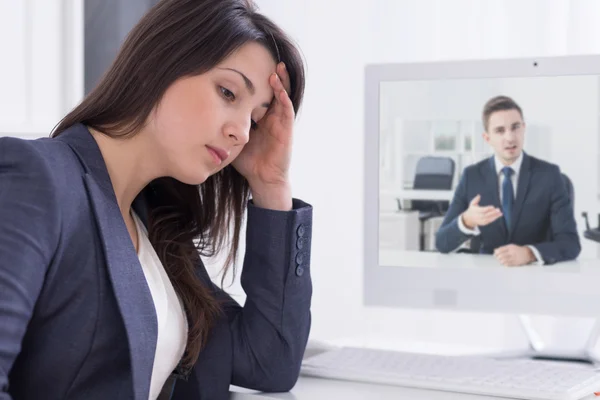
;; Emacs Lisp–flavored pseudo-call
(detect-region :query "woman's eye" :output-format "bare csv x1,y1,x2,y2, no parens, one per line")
250,119,258,130
220,86,235,101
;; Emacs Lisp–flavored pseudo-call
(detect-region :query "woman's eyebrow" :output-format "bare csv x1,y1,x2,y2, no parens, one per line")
219,67,272,108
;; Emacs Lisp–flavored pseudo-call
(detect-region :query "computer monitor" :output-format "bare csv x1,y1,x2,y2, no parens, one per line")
364,55,600,324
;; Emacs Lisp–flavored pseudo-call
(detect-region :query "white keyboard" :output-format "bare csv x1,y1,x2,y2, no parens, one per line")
300,347,600,400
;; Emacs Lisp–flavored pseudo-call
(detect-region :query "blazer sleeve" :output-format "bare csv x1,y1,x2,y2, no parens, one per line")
435,171,473,253
531,167,581,264
221,199,312,392
0,138,61,399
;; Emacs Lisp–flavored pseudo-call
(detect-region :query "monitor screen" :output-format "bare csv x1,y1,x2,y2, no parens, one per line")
379,75,598,262
364,55,600,317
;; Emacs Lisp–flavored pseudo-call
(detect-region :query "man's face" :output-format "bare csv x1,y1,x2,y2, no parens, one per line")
483,109,525,165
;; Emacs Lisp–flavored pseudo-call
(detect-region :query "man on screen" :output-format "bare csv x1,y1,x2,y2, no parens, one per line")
435,95,580,266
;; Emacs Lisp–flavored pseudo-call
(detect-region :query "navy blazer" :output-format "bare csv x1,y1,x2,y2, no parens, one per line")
435,153,580,264
0,124,313,400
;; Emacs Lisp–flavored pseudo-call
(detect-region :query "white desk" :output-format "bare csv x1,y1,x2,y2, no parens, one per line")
379,211,420,250
229,338,600,399
229,340,534,400
230,376,502,399
378,249,600,272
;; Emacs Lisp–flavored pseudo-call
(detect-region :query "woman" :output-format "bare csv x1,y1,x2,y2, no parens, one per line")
0,0,312,399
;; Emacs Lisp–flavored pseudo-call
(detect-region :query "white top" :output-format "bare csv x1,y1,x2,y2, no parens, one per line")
132,212,189,400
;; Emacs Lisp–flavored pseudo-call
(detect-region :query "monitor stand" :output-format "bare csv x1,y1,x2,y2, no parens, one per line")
488,315,600,366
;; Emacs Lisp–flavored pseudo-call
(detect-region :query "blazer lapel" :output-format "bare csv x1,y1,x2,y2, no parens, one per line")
481,157,507,238
483,157,501,208
57,124,157,400
510,152,531,239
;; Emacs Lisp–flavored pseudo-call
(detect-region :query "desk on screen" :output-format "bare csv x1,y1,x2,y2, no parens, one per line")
378,249,599,272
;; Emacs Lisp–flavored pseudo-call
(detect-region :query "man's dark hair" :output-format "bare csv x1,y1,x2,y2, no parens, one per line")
482,95,524,131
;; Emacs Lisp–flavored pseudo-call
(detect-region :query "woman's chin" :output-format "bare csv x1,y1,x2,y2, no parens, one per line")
174,169,211,186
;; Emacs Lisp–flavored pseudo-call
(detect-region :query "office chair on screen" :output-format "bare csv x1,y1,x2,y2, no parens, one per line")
575,174,600,243
582,211,600,243
398,156,455,251
581,172,600,244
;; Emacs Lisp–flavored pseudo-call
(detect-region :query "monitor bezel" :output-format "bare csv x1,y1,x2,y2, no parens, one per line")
364,54,600,317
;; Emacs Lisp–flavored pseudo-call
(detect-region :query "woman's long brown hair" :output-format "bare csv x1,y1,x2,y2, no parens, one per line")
52,0,305,368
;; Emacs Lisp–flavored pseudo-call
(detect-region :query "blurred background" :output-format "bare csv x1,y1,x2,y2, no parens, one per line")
2,0,600,354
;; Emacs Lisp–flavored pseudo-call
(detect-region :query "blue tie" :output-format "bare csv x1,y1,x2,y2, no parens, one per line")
501,166,514,231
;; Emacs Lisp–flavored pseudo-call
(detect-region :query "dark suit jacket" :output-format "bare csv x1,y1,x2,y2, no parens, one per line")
435,153,580,264
0,124,313,400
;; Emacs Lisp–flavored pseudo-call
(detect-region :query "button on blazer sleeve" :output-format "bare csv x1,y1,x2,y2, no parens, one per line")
222,199,313,392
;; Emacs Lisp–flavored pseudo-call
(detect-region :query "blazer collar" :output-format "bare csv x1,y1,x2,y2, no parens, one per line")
55,123,151,221
55,123,157,400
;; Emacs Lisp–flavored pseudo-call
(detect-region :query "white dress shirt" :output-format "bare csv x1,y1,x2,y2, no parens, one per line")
457,152,543,264
132,212,189,400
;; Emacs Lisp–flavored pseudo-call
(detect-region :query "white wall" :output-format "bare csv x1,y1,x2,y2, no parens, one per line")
3,0,600,354
253,0,600,352
0,0,83,137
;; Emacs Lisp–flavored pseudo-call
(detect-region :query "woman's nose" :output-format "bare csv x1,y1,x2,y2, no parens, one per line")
223,120,251,145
